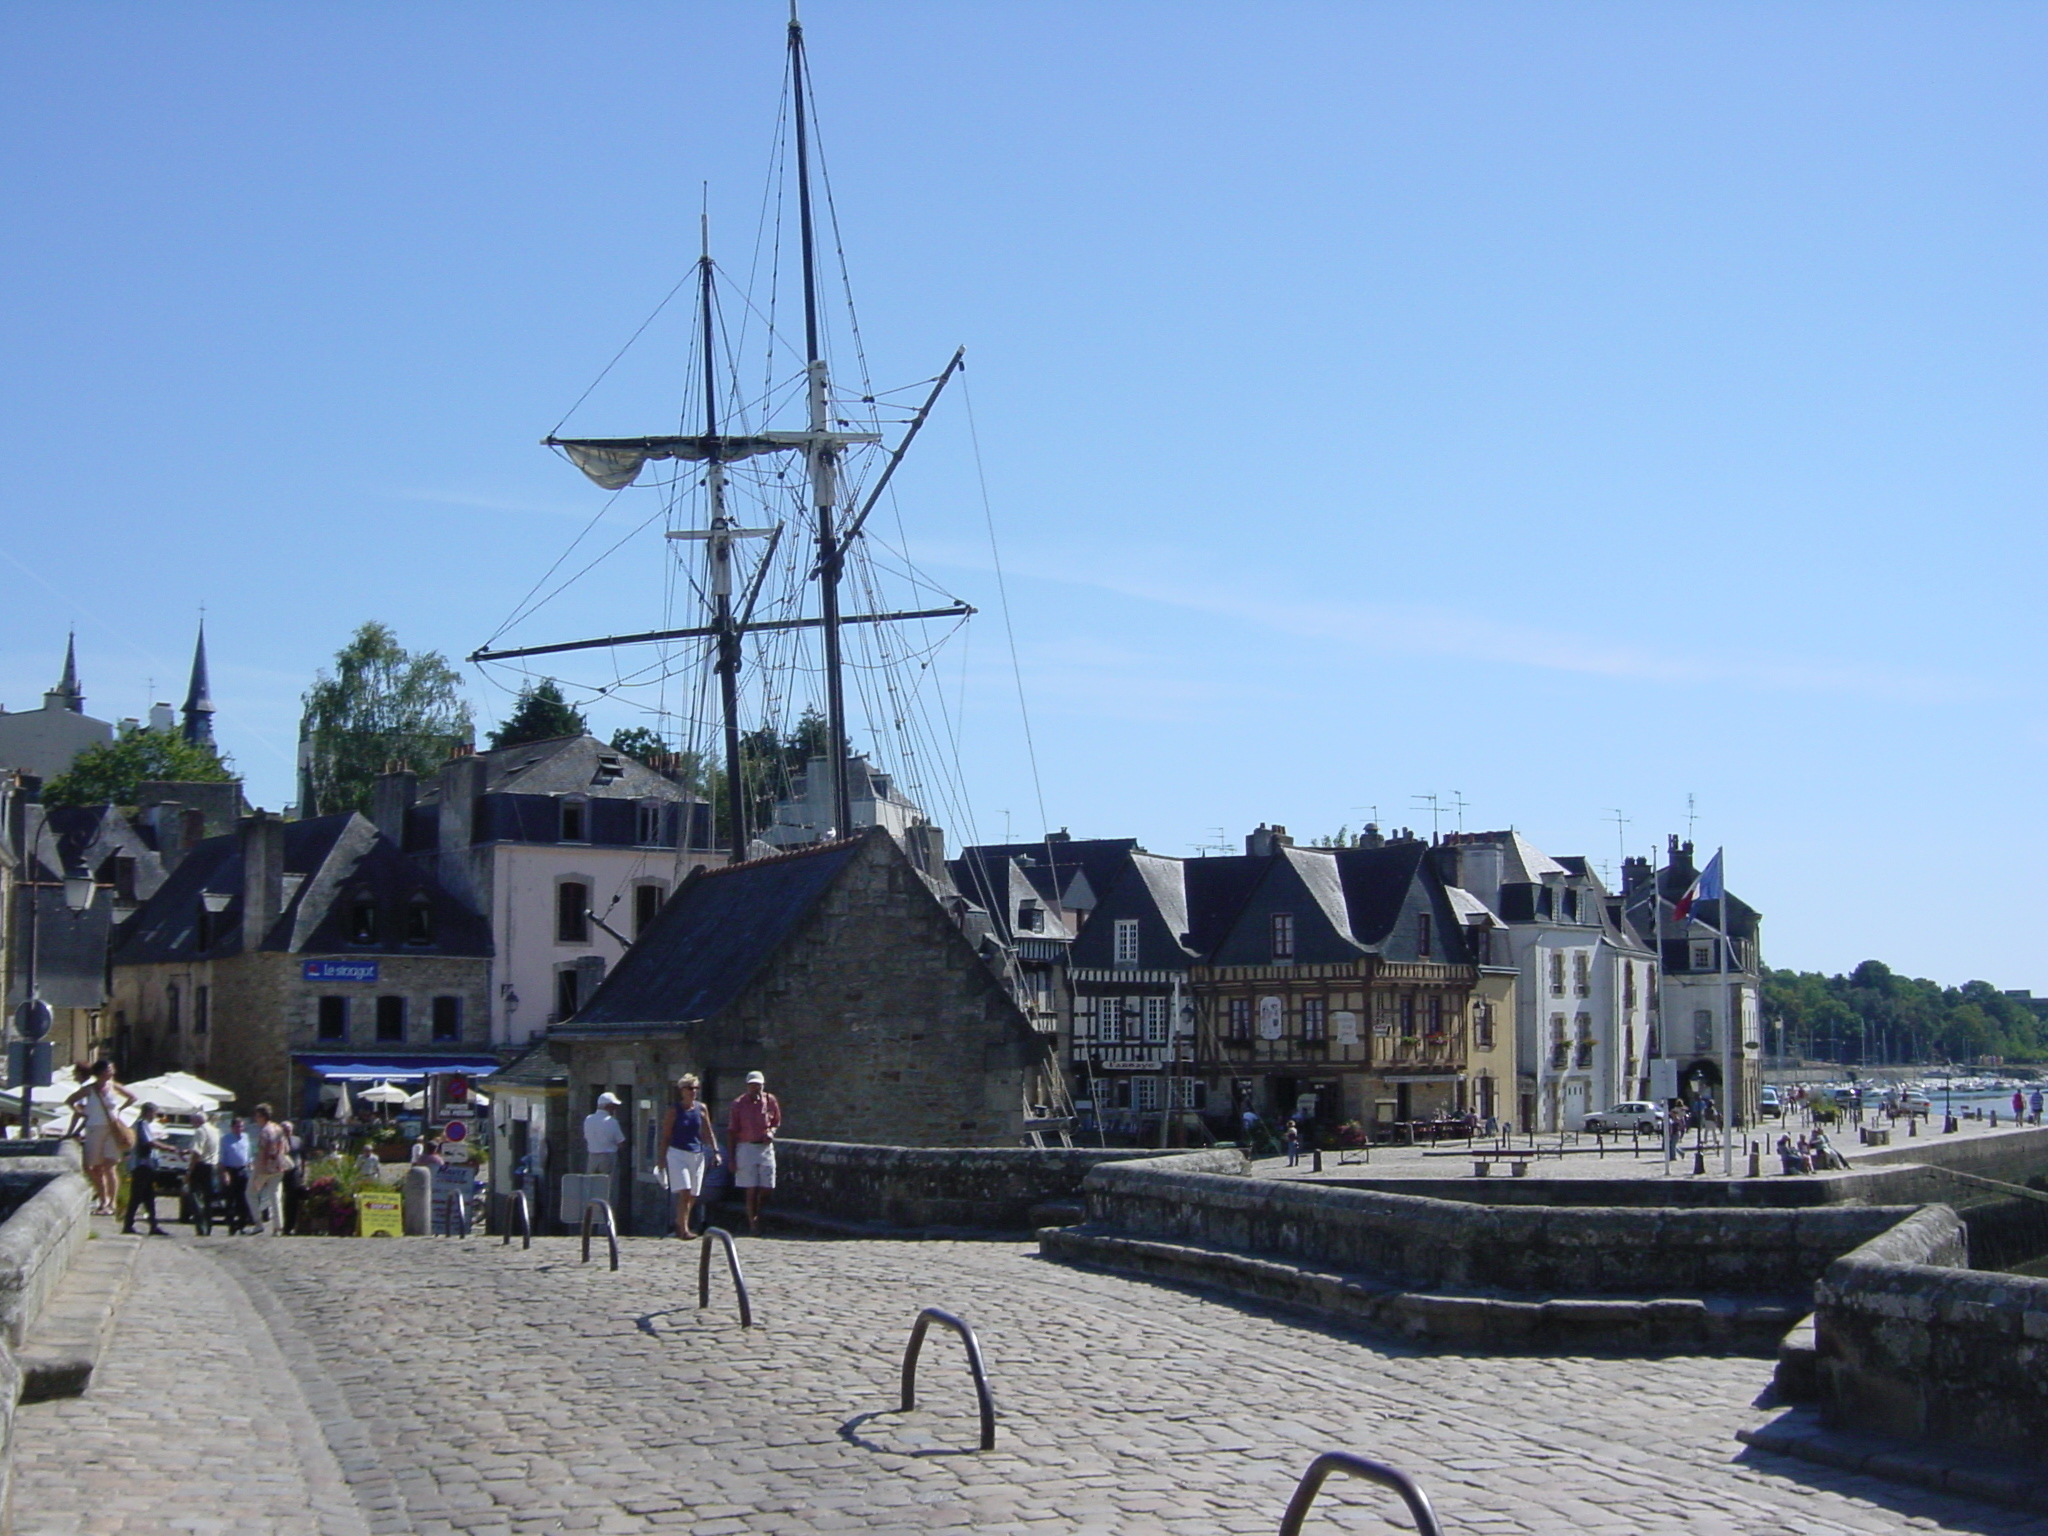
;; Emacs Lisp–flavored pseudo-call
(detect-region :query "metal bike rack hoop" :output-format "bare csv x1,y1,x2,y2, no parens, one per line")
580,1198,620,1271
501,1190,533,1249
698,1227,753,1327
1277,1451,1444,1536
899,1306,996,1451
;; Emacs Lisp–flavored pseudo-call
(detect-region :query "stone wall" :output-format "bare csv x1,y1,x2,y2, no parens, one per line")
1815,1204,2048,1457
1079,1160,1909,1296
0,1147,91,1520
774,1140,1245,1231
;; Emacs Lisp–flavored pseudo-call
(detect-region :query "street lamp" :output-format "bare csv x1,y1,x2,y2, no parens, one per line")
13,864,98,1135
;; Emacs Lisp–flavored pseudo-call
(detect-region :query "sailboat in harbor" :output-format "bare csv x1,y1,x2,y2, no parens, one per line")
471,7,973,859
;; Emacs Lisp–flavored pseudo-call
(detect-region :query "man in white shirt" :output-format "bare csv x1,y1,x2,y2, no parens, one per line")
582,1092,627,1175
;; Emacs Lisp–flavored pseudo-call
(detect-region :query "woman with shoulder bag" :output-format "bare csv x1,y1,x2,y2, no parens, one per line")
65,1059,136,1216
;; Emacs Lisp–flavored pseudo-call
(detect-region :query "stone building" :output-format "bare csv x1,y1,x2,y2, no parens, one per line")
1622,836,1765,1126
374,736,712,1047
538,827,1057,1232
109,811,494,1114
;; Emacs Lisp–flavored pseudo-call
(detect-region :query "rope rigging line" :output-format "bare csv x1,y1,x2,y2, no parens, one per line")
962,372,1049,845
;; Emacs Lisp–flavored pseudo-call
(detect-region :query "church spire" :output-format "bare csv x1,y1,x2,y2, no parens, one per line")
45,632,83,714
181,622,215,745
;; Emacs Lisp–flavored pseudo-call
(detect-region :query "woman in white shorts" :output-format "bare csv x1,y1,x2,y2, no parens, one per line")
657,1075,721,1239
66,1059,136,1216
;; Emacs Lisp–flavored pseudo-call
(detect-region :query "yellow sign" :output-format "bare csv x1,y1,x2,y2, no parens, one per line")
357,1191,403,1238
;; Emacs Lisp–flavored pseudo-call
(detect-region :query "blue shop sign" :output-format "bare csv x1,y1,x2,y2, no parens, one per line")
303,959,379,983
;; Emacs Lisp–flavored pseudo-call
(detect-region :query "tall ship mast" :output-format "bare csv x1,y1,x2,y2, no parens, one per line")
473,9,971,856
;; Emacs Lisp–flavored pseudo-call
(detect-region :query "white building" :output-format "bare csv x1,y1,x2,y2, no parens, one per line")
1435,832,1657,1132
759,754,927,848
374,736,715,1046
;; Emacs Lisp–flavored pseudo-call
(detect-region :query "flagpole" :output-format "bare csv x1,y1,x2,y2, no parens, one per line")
1719,847,1734,1179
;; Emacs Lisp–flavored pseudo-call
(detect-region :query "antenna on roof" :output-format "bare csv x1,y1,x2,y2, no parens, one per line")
1450,790,1469,832
1686,792,1697,843
1411,793,1441,841
1607,808,1630,875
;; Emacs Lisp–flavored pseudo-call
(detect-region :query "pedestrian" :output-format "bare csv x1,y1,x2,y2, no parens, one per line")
2014,1089,2027,1125
65,1059,135,1217
1777,1132,1800,1175
1283,1119,1301,1167
582,1092,626,1175
247,1103,295,1235
120,1103,170,1235
281,1118,306,1235
659,1074,721,1239
187,1110,221,1235
217,1116,252,1233
1241,1106,1259,1147
2031,1087,2043,1127
726,1070,781,1236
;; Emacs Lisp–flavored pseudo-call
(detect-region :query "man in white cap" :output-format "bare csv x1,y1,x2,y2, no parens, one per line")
582,1091,627,1175
726,1070,782,1235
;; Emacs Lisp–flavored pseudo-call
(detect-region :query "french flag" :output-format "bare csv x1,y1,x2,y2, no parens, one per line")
1673,849,1723,925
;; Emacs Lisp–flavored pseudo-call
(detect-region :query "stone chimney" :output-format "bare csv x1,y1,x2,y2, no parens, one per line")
148,702,176,732
150,801,187,869
903,821,946,878
240,811,285,952
1246,824,1296,857
371,767,417,847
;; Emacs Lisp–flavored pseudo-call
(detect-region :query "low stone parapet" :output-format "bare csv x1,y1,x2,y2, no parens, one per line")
1814,1204,2048,1456
1079,1159,1908,1295
774,1141,1243,1232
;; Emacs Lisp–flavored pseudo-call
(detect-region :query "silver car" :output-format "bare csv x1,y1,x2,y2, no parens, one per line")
1584,1101,1665,1135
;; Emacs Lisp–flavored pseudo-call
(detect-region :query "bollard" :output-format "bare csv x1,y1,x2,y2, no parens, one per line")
1909,1117,1918,1137
1312,1148,1323,1173
1748,1142,1761,1179
899,1308,997,1451
1945,1115,1958,1135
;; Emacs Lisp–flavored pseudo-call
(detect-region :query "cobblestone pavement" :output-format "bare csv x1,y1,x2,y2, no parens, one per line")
15,1225,2037,1536
11,1227,370,1536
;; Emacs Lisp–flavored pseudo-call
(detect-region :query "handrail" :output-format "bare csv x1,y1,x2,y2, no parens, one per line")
440,1190,470,1238
899,1307,996,1451
1278,1452,1444,1536
501,1189,533,1248
581,1197,620,1270
698,1226,753,1327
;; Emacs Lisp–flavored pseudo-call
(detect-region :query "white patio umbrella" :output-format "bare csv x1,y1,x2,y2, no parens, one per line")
333,1081,354,1120
359,1081,412,1105
120,1077,218,1115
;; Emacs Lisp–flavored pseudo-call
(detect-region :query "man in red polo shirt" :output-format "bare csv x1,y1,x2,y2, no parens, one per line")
727,1070,782,1235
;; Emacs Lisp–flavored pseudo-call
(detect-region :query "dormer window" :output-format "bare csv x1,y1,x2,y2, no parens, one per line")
1270,912,1295,962
1112,919,1140,966
348,898,378,945
1563,888,1580,921
593,753,625,785
404,897,435,946
635,801,663,846
1415,913,1432,958
1017,900,1044,933
560,797,588,843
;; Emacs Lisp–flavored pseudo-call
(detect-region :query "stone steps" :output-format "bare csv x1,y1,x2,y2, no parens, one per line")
15,1231,140,1403
1040,1224,1805,1354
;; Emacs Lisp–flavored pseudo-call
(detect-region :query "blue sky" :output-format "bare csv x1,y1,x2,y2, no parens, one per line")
3,3,2043,991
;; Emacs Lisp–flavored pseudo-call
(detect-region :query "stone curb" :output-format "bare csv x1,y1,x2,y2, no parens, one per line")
14,1231,141,1403
1041,1225,1802,1354
1738,1407,2048,1515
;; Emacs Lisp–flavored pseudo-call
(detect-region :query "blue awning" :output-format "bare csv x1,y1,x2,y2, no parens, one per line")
296,1056,501,1082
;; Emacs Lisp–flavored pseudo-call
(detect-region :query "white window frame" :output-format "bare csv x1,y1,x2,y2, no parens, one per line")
1113,919,1141,965
1143,996,1169,1044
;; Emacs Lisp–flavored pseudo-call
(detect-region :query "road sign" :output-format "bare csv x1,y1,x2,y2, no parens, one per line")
8,1040,52,1088
443,1118,468,1143
13,998,52,1042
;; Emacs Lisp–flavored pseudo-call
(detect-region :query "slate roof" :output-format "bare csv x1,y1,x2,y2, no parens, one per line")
958,836,1140,912
416,735,690,803
113,812,491,964
1332,841,1434,947
561,836,867,1030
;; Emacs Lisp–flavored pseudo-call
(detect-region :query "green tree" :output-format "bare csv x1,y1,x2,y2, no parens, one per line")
41,725,235,807
608,726,667,762
487,679,587,750
302,622,472,816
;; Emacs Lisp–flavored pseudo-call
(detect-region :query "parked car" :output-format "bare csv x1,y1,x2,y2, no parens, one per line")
1584,1101,1664,1135
1759,1087,1782,1118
